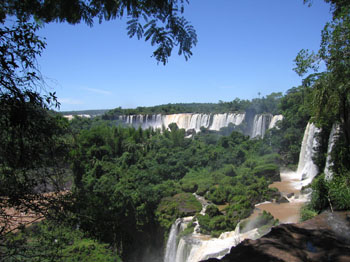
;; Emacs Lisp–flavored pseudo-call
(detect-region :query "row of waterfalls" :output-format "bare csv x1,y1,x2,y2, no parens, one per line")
162,121,340,262
118,113,283,138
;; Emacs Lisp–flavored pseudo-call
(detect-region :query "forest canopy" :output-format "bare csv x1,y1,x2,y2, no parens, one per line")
1,0,350,261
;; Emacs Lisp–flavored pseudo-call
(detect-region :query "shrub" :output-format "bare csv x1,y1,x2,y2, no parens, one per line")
310,174,329,211
300,204,318,222
206,204,222,218
328,174,350,210
181,181,198,193
156,193,202,230
252,163,279,181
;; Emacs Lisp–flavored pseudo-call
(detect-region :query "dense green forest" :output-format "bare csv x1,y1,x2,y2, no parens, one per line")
1,0,350,262
2,82,347,261
61,109,109,117
101,93,282,119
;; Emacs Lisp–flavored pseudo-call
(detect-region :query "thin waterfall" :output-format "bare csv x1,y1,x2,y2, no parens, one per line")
324,124,340,181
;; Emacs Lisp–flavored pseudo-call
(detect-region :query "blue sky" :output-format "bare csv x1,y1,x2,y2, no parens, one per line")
36,0,332,111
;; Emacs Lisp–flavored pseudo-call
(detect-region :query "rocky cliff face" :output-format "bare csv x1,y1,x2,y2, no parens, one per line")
203,211,350,262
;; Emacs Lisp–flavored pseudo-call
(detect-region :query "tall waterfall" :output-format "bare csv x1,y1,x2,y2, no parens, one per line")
251,114,273,138
324,124,340,181
296,122,320,187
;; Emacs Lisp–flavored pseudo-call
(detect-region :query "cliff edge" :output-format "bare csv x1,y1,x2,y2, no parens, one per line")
203,211,350,262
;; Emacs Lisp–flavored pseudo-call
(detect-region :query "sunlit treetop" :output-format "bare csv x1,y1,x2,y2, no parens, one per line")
304,0,350,17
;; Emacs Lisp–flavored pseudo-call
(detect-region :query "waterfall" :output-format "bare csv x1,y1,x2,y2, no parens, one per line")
324,124,340,181
119,113,247,132
184,224,258,262
164,222,257,262
120,113,246,132
164,218,183,262
251,114,272,138
164,217,193,262
163,193,258,262
119,113,286,139
268,115,283,129
175,238,195,262
296,122,320,187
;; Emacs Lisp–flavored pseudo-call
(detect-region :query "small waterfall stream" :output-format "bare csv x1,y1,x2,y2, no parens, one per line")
324,124,340,180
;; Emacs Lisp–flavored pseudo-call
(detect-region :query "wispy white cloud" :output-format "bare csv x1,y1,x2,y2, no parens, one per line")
85,88,112,95
59,98,84,105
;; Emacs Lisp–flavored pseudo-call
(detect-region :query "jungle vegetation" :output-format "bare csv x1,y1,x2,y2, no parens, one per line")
1,0,350,261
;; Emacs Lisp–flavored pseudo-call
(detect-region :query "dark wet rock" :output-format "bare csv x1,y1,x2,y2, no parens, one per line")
301,187,312,195
271,191,282,199
286,193,294,198
201,211,350,262
185,128,196,137
276,196,289,204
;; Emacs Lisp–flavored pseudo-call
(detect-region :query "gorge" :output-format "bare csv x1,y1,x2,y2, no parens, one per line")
162,121,340,262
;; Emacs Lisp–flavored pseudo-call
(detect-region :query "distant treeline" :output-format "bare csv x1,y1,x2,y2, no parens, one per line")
103,92,283,119
60,109,109,116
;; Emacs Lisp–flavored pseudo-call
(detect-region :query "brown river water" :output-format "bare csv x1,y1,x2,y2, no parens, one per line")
250,170,307,224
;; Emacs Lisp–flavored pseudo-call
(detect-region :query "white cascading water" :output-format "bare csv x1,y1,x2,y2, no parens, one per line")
163,194,259,262
251,114,273,138
164,217,194,262
120,113,245,132
208,113,244,131
324,124,340,181
119,113,283,136
164,218,182,262
268,115,283,129
163,121,338,262
164,220,259,262
296,122,320,188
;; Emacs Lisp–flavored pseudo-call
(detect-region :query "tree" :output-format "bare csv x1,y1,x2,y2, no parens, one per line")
304,0,350,17
1,0,196,230
0,18,71,238
295,1,350,213
294,5,350,145
1,0,197,65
